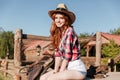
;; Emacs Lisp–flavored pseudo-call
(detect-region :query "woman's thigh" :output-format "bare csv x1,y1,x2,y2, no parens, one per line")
47,70,85,80
40,70,54,80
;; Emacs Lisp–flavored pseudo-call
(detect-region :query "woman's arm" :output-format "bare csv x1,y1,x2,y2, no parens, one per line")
59,59,69,72
54,57,62,73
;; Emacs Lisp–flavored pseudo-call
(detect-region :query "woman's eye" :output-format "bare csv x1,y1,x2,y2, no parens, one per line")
55,17,58,19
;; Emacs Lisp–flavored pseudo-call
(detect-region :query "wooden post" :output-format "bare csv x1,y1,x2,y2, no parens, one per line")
14,29,22,66
4,60,8,76
114,65,116,72
86,46,89,57
95,32,102,66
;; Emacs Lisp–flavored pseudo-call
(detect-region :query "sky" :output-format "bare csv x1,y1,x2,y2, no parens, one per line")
0,0,120,36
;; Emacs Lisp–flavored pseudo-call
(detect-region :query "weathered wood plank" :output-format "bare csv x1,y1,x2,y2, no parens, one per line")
14,29,22,67
95,32,102,66
22,34,51,41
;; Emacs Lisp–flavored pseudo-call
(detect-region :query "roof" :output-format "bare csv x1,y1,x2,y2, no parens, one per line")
24,40,51,51
101,32,120,45
84,32,120,46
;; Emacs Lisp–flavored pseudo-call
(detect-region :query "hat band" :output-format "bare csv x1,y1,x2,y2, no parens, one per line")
56,8,67,11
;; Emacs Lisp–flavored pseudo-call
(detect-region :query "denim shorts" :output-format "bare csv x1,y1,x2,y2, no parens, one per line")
79,71,87,77
67,59,87,77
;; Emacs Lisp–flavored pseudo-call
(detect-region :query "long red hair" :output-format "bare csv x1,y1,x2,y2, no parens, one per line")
50,13,72,49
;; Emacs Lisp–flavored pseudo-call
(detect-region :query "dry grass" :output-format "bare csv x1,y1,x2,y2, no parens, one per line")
0,71,13,80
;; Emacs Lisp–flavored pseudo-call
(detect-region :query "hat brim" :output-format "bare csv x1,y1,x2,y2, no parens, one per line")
48,10,75,24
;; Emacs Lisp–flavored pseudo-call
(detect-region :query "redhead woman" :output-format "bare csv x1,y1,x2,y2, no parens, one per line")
40,3,87,80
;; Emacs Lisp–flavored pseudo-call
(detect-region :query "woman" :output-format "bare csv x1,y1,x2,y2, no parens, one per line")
40,3,87,80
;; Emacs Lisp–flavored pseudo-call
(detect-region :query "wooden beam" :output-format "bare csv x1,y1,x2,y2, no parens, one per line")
95,32,102,66
86,46,89,57
22,34,51,41
14,29,22,66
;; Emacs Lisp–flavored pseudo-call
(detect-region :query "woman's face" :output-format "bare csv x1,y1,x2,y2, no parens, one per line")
54,13,65,27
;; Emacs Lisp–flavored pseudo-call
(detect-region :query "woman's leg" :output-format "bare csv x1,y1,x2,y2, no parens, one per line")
40,70,54,80
47,70,86,80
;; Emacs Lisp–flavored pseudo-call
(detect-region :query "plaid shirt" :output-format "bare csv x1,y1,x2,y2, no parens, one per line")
54,27,80,61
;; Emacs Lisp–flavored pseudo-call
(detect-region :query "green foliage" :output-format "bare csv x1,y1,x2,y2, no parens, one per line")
109,27,120,35
101,40,120,59
79,32,94,38
80,48,86,56
0,31,14,59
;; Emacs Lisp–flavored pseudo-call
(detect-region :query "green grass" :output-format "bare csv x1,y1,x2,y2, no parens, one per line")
0,71,13,80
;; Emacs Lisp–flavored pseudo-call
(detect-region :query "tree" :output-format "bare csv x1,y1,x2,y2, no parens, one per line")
0,27,5,32
109,27,120,35
101,40,120,59
78,32,94,38
0,31,14,59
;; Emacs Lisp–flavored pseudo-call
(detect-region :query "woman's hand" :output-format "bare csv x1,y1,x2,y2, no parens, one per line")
59,59,68,72
53,70,58,74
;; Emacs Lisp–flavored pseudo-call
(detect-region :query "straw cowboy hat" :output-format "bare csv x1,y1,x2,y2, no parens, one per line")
48,3,76,24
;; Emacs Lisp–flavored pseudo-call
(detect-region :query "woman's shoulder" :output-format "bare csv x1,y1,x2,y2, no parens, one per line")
66,27,78,37
66,27,73,33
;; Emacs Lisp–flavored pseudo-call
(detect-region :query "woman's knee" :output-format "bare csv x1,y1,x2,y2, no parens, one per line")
39,75,46,80
46,74,57,80
40,71,54,80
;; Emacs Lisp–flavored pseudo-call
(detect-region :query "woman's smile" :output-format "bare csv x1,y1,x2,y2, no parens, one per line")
55,14,65,27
